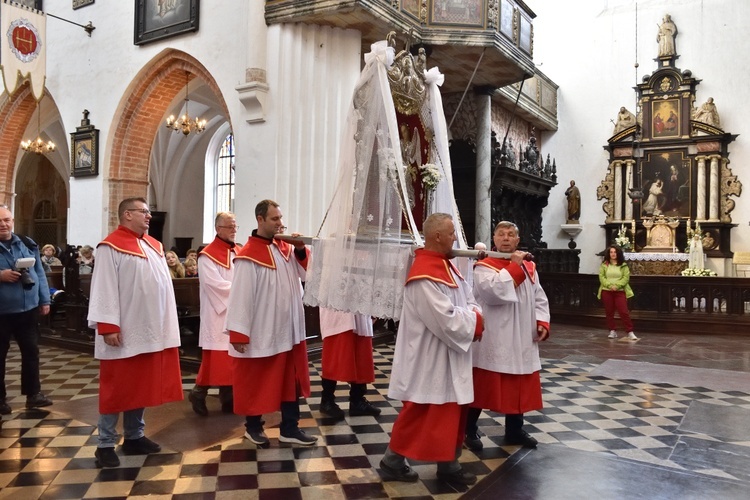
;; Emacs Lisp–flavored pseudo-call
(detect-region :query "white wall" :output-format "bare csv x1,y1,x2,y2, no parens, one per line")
41,1,247,246
35,1,361,246
532,0,750,273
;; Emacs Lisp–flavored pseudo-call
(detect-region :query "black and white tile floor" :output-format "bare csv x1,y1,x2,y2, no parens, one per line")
2,327,750,499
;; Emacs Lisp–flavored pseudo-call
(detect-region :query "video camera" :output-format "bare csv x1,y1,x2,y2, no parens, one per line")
14,257,36,290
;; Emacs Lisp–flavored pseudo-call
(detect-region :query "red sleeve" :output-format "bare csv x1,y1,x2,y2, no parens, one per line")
505,262,526,287
294,247,310,270
473,310,484,340
97,322,120,335
537,320,550,335
229,330,249,344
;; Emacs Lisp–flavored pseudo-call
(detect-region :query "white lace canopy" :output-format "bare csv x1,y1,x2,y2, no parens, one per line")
303,39,467,319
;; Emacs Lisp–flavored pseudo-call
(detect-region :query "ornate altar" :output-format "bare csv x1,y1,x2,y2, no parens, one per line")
597,13,741,258
641,215,680,252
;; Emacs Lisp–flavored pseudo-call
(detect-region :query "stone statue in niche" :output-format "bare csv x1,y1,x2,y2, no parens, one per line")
657,14,678,57
565,180,581,222
613,107,637,134
693,97,721,128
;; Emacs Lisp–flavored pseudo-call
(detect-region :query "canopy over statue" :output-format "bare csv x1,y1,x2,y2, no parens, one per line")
303,34,467,320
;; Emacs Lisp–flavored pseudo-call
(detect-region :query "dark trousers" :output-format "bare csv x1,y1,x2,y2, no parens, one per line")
0,309,41,400
466,407,524,436
321,378,366,403
245,399,301,436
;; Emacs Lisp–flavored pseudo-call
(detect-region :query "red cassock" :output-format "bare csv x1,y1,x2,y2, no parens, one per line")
99,348,183,414
231,342,310,416
470,369,543,414
322,331,375,384
195,350,233,386
389,402,468,461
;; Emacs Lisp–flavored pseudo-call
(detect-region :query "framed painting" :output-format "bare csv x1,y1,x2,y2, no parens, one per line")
134,0,200,46
70,128,99,178
15,0,43,9
651,98,680,139
640,150,691,219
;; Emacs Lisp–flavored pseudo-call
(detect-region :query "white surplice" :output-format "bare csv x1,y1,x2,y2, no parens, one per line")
87,243,180,360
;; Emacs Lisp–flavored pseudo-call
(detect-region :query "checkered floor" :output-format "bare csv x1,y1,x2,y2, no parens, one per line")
1,342,749,499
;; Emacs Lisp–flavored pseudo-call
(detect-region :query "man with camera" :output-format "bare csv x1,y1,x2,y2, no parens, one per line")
0,205,53,415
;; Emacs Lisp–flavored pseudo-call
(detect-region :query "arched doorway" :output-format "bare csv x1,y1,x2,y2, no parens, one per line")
105,49,231,233
14,155,67,247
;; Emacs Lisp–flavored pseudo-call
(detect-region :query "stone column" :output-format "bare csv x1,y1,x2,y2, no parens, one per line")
613,161,623,221
709,154,721,221
475,86,495,246
695,155,707,221
624,160,634,220
236,1,269,123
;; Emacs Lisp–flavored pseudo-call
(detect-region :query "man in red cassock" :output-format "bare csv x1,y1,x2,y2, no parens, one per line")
188,212,239,416
465,221,550,451
225,199,317,447
380,213,483,485
88,197,183,468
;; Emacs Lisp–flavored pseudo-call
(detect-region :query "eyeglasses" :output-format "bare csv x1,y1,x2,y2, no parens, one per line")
218,225,239,230
127,208,151,215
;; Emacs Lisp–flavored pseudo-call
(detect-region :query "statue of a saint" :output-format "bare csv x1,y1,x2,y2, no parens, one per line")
565,180,581,222
613,107,637,134
657,14,678,57
689,232,705,270
693,97,721,128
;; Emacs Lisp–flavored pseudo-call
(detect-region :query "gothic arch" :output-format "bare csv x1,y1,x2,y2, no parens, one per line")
0,83,39,206
105,49,231,230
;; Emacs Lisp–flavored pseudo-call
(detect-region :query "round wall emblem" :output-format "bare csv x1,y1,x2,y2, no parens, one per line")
7,18,42,63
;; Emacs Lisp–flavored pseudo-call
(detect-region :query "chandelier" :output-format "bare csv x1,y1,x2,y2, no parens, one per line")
165,71,206,136
21,98,55,154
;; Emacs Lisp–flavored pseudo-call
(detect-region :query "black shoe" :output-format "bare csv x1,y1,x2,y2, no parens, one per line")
188,392,208,416
505,429,538,448
320,400,345,420
349,398,382,417
464,431,483,452
221,400,234,414
279,428,318,446
0,400,10,415
244,429,270,448
122,436,162,455
379,459,419,482
95,447,120,468
25,393,52,408
437,468,477,485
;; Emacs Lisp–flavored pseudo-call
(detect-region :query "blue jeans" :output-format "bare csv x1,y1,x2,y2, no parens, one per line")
98,408,145,447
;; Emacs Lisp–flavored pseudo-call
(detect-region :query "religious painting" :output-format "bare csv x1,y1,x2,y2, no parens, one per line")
640,150,691,219
432,0,483,27
499,0,514,40
70,116,99,178
401,0,420,19
651,99,680,139
134,0,200,45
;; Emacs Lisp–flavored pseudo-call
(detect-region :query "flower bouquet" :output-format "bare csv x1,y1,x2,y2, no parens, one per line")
406,163,442,196
614,224,631,251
